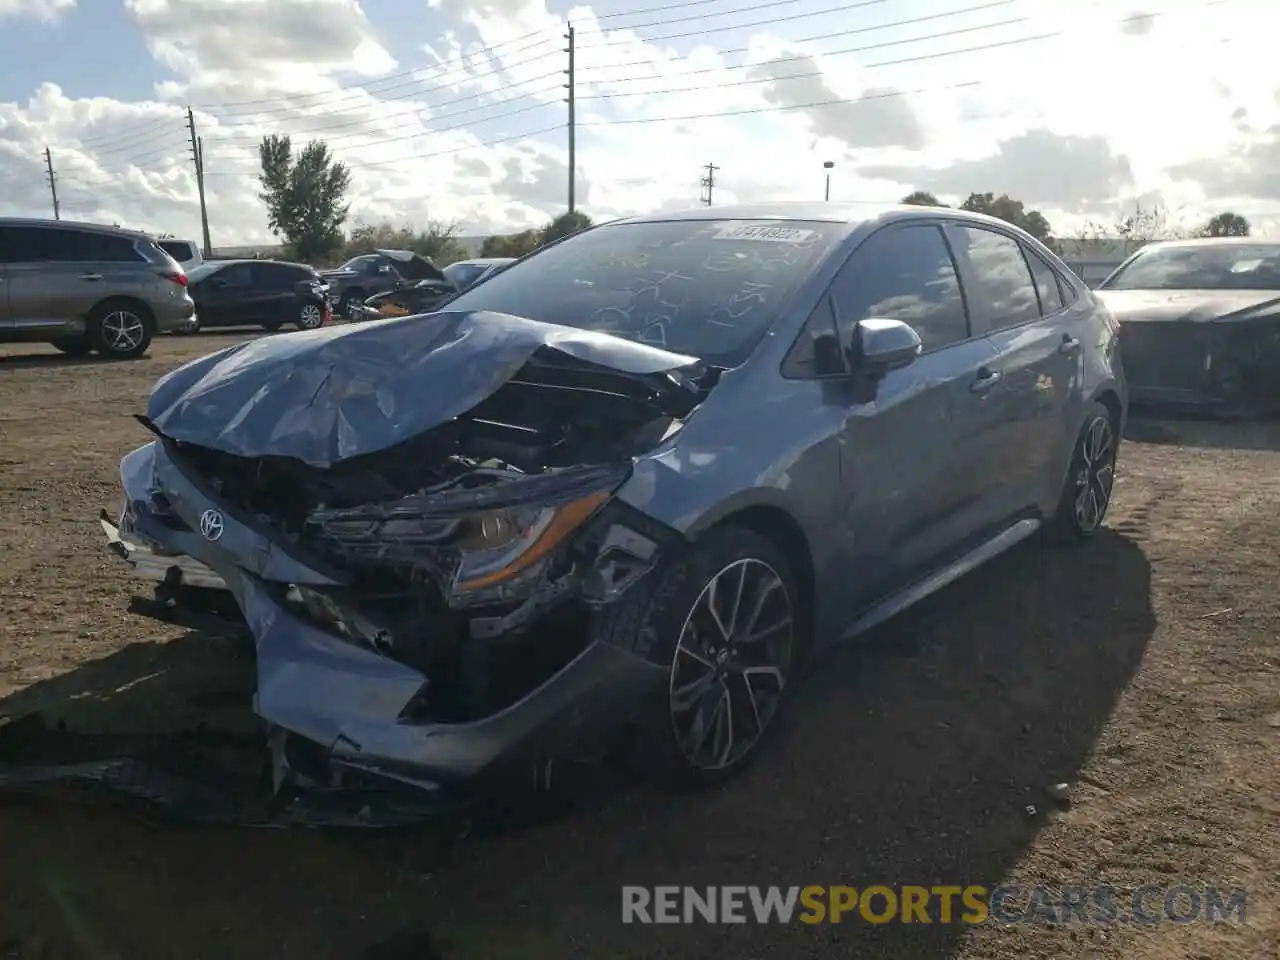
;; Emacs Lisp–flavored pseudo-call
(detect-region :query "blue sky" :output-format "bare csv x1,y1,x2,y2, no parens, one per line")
1,0,1277,242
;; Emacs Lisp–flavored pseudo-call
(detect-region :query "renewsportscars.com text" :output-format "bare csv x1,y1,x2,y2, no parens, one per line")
621,884,1247,926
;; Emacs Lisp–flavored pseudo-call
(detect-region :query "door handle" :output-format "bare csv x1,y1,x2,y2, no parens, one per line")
970,367,1002,394
1059,335,1081,355
80,273,103,281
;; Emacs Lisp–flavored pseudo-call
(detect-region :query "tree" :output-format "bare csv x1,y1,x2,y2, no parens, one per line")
258,134,352,262
541,210,593,244
481,230,543,258
343,220,466,264
1200,212,1250,237
960,192,1054,245
901,191,947,207
1076,201,1192,249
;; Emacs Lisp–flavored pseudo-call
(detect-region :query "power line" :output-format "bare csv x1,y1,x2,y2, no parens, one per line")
197,30,564,111
578,0,894,48
203,123,567,176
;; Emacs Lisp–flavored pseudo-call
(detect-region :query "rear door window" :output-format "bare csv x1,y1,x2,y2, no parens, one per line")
219,263,255,286
16,226,82,262
1024,249,1065,315
950,226,1040,333
829,224,970,354
77,232,145,262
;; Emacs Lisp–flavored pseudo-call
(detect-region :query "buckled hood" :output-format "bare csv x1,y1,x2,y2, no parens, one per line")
145,310,704,468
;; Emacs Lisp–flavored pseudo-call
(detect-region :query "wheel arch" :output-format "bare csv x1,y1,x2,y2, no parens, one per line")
88,295,155,325
695,503,817,652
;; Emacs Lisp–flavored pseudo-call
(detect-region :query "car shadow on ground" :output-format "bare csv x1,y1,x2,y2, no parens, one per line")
0,529,1154,959
1125,410,1280,451
0,351,141,370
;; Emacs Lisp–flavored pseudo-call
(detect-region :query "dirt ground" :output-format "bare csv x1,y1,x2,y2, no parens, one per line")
0,333,1277,960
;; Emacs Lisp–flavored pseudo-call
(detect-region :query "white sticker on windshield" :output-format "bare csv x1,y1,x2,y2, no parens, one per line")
712,224,818,244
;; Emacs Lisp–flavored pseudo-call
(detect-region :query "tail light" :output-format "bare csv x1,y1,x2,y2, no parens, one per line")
163,270,188,287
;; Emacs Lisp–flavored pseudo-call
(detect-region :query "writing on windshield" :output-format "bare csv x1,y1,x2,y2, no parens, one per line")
444,219,843,364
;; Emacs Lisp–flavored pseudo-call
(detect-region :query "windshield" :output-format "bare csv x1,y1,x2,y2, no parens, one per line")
440,219,845,364
338,257,372,272
443,262,490,290
1101,243,1280,291
186,262,222,283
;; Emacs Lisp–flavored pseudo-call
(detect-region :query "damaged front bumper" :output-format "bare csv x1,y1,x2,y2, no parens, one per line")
126,437,672,803
100,512,227,591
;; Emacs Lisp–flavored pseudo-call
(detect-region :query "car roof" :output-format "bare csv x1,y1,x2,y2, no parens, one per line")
0,216,154,240
1131,237,1280,252
607,202,1040,237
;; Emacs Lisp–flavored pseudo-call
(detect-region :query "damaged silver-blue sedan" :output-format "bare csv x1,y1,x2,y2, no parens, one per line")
100,203,1127,808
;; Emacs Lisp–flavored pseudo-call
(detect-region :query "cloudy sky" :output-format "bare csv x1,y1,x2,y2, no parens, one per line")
1,0,1277,246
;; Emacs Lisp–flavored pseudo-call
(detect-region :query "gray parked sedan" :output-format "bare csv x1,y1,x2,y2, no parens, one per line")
103,203,1126,809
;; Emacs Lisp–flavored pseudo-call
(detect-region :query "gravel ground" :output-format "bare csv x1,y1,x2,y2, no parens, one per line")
0,334,1277,960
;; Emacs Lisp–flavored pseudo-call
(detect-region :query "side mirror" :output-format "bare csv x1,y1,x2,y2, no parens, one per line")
852,317,922,377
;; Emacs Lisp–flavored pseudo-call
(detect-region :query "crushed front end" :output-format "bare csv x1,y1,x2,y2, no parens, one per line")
121,311,714,807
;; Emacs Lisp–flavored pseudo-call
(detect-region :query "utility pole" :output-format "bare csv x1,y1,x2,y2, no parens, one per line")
699,162,720,206
44,147,60,220
187,106,213,258
564,23,576,214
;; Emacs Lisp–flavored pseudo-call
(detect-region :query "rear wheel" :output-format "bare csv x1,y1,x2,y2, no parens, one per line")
89,302,153,359
1049,401,1118,543
339,291,364,321
297,301,325,330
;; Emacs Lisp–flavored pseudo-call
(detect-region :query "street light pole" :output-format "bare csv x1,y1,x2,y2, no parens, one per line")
823,160,834,201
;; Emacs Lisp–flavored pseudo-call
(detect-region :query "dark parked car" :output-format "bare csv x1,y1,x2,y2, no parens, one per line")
185,259,331,333
350,276,459,321
1095,238,1280,415
103,203,1125,818
320,249,448,320
442,257,515,291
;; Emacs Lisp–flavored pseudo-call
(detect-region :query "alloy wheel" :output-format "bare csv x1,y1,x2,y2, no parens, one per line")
299,303,324,329
99,310,146,354
669,558,794,771
1073,415,1116,533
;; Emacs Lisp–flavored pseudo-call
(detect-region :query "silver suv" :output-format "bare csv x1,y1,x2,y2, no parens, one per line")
0,218,197,359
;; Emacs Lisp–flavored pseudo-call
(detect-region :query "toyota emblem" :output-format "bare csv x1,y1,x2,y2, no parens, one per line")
199,508,225,542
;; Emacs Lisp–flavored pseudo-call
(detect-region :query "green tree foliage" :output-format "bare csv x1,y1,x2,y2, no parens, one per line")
901,191,947,207
258,134,351,262
480,230,544,258
959,192,1054,245
542,210,593,243
1199,211,1250,237
480,210,596,260
343,220,466,264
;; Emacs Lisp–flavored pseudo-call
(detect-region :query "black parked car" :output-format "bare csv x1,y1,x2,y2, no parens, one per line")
320,249,449,320
1095,238,1280,415
184,260,331,333
349,276,460,321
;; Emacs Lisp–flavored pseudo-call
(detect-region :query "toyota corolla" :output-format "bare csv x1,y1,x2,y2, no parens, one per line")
102,203,1126,809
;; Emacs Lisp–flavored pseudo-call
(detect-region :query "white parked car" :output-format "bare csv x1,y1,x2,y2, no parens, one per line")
157,238,202,272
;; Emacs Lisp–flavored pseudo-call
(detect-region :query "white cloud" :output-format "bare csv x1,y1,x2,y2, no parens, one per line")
4,0,1280,246
0,0,73,22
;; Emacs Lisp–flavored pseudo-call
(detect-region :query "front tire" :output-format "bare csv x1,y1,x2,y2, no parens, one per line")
89,302,153,359
596,526,800,788
1049,401,1118,543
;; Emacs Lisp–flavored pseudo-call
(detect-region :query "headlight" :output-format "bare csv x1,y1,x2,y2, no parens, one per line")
310,464,628,604
450,489,611,595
